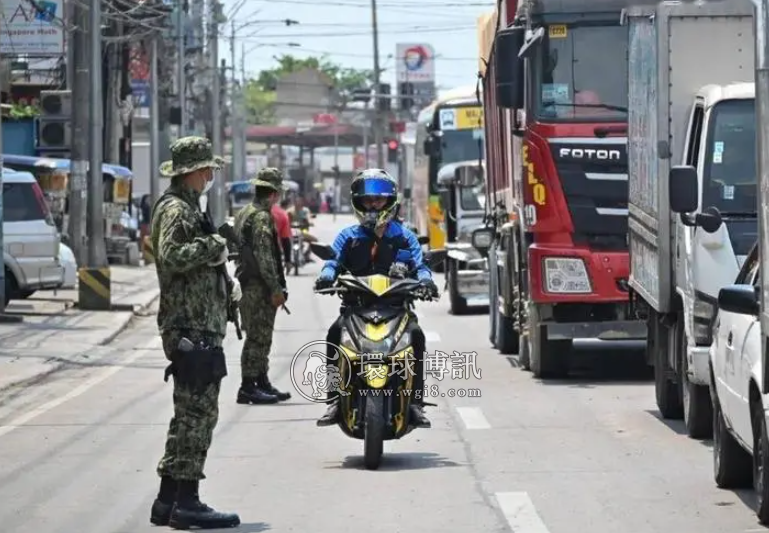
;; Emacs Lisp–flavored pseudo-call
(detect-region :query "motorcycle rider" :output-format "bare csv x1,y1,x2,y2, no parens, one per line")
314,169,439,428
288,196,317,262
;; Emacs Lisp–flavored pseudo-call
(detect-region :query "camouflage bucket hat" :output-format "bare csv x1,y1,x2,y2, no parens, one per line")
159,136,228,177
251,167,284,191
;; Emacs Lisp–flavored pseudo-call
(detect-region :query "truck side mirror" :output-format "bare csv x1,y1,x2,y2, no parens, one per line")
471,227,494,257
494,26,526,109
668,165,698,213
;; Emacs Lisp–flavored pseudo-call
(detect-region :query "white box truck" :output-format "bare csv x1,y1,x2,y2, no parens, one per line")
626,0,758,438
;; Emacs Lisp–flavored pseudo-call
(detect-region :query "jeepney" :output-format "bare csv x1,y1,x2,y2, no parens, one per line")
104,164,138,265
437,160,489,314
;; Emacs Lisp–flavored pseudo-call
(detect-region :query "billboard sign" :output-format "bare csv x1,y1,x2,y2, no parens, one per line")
0,0,63,55
396,43,435,83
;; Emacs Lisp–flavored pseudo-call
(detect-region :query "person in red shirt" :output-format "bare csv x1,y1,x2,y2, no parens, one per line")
272,198,292,269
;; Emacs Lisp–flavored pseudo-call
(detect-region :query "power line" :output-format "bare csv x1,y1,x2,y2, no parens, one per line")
241,26,475,38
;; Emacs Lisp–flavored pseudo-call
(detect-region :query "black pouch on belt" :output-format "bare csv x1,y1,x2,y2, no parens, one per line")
165,344,228,392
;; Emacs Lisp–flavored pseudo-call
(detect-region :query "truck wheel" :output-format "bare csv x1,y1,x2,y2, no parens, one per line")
678,319,712,439
753,401,769,524
651,314,682,419
447,260,469,315
495,313,519,355
488,247,498,347
713,394,751,488
4,268,17,306
528,303,571,379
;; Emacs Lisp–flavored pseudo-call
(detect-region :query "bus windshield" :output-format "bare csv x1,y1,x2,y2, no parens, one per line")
537,24,628,122
440,129,484,165
702,98,756,215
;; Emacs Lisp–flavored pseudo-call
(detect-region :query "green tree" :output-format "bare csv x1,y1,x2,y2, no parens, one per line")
243,54,373,125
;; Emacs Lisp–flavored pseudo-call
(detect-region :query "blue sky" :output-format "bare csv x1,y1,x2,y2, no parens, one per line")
221,0,495,91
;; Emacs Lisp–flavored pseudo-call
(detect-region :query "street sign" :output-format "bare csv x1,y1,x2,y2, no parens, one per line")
396,43,435,84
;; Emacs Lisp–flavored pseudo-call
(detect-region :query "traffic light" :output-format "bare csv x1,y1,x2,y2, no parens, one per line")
387,139,399,163
399,82,414,110
38,90,72,150
378,83,391,112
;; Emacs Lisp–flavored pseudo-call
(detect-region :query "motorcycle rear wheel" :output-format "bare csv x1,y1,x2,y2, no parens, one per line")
364,394,385,470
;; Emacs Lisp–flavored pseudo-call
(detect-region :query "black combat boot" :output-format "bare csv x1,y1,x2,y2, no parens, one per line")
317,398,340,427
236,378,279,405
149,475,177,525
258,375,291,401
168,480,240,530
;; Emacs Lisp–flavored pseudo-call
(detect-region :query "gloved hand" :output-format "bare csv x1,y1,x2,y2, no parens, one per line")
208,237,229,266
420,278,439,298
314,276,334,291
231,278,242,302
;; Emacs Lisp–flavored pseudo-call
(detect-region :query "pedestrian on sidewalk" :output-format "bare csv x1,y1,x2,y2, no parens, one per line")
149,136,241,530
273,197,293,272
233,167,292,405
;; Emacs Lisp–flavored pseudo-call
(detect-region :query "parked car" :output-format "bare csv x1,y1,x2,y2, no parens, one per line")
709,242,769,524
3,167,63,305
58,242,77,289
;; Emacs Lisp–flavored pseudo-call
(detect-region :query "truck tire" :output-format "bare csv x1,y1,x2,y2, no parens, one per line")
495,313,519,355
678,318,712,439
447,260,469,315
713,394,751,488
528,303,571,379
488,246,498,347
650,313,683,419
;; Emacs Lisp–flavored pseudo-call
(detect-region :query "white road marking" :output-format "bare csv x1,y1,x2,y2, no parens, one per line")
425,331,441,343
456,407,491,430
0,340,157,439
495,492,551,533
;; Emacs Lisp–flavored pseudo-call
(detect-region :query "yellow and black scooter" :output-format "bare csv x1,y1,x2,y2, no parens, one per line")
311,243,445,470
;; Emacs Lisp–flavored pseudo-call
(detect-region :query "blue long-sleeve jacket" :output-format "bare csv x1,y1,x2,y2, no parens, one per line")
319,221,432,282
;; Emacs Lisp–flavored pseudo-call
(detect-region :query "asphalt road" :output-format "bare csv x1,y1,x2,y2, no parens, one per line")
0,215,765,533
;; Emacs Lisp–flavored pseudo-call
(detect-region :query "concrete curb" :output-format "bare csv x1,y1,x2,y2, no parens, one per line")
0,289,161,395
97,288,161,346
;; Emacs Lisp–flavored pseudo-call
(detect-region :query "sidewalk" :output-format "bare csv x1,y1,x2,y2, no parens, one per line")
0,265,160,393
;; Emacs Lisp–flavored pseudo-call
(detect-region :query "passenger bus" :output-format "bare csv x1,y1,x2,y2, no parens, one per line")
412,86,485,251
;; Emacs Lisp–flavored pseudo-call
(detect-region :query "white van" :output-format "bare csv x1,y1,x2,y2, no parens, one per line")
3,167,63,304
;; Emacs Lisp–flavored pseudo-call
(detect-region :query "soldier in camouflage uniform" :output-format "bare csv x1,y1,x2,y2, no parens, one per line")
148,136,241,530
233,167,292,404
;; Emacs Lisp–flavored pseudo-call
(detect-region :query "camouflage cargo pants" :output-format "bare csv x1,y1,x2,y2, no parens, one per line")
239,286,277,378
156,329,224,481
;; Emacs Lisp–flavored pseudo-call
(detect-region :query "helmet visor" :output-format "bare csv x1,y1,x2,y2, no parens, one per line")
351,177,396,197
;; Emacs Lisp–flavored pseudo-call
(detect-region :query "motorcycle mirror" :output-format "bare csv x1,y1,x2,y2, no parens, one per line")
427,248,447,269
310,242,336,261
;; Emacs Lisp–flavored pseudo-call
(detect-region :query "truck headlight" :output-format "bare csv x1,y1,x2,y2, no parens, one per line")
693,296,716,346
543,257,592,294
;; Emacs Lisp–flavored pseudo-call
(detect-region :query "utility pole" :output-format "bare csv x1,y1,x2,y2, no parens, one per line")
209,2,224,225
177,0,186,137
69,0,88,266
88,0,106,267
370,0,384,168
150,36,161,206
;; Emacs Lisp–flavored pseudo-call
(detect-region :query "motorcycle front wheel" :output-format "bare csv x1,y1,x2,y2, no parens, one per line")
364,394,385,470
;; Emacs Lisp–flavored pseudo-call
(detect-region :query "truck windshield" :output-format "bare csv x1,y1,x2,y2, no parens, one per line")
460,183,485,211
702,98,756,214
440,129,484,166
537,24,628,122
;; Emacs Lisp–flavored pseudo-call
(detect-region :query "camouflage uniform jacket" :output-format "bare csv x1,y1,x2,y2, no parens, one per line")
151,182,229,336
233,197,285,297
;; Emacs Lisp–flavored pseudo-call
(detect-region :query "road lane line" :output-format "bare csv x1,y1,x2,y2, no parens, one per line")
456,407,491,429
425,331,441,343
495,492,550,533
0,342,156,439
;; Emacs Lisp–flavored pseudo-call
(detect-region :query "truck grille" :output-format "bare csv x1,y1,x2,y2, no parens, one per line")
548,138,629,251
